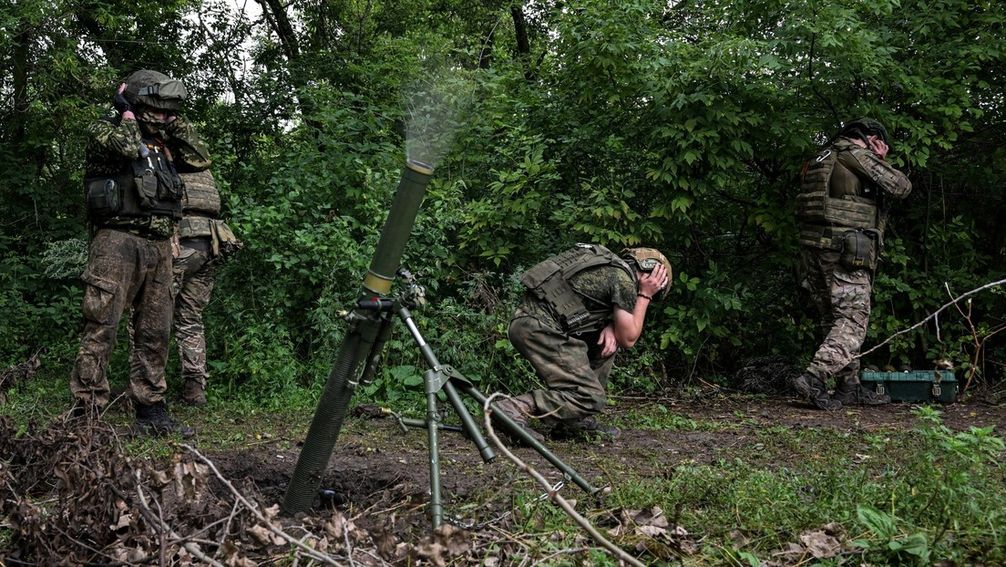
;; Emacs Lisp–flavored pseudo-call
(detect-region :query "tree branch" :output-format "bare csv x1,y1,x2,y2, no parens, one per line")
180,444,343,566
858,278,1006,358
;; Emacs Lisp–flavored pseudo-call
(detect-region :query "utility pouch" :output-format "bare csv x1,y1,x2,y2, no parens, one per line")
840,229,878,271
520,257,595,333
132,161,158,209
210,219,242,259
156,169,184,201
85,178,122,218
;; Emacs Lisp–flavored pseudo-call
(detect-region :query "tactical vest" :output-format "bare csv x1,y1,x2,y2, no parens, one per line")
521,244,634,334
180,169,221,217
177,169,221,239
795,141,880,249
85,139,182,222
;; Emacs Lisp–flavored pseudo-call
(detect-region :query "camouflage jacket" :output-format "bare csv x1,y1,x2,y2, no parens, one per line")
84,110,212,179
518,264,637,335
829,138,912,201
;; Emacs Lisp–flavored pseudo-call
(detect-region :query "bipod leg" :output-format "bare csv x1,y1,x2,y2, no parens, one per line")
399,305,500,529
399,305,496,461
443,380,496,463
461,384,602,496
423,368,443,528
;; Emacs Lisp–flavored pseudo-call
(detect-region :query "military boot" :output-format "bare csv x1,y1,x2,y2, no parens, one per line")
550,415,620,442
181,379,207,406
135,401,195,438
833,381,891,406
492,394,545,443
792,373,842,410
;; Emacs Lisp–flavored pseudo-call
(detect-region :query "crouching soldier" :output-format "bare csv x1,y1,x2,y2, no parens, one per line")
497,244,670,441
70,70,211,437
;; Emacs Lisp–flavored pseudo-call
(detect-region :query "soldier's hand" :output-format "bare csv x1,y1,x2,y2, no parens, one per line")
637,264,668,299
598,325,618,357
868,136,889,160
113,83,134,119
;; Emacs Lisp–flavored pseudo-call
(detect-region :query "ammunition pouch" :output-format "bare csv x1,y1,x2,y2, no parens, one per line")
839,229,879,271
85,177,123,218
85,143,182,223
799,226,880,271
521,244,633,334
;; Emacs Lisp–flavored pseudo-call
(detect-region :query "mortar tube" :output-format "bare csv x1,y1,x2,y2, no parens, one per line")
362,160,434,296
283,329,365,513
284,160,435,513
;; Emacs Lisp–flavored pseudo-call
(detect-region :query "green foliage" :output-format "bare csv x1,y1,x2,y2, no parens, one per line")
854,506,931,564
598,408,1006,563
2,0,1006,403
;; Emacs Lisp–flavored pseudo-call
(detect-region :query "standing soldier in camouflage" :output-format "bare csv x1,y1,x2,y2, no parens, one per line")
793,118,912,409
496,245,670,440
71,70,211,436
170,169,240,405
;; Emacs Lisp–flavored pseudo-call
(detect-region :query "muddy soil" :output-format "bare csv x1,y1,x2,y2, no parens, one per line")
6,393,1004,564
212,394,1006,538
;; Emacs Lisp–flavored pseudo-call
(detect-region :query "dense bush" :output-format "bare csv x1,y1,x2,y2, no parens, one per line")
1,0,1004,401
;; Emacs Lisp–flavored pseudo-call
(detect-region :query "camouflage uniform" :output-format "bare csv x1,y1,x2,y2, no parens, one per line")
796,133,912,406
508,255,637,422
70,111,211,410
172,241,216,401
172,168,238,404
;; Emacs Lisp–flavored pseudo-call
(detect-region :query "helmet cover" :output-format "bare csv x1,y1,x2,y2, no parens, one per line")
124,70,187,112
621,247,672,300
840,117,890,146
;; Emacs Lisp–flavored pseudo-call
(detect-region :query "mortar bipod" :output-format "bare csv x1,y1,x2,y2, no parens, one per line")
358,281,600,528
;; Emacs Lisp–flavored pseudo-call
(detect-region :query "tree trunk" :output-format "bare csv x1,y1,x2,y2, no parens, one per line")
259,0,301,62
511,4,534,81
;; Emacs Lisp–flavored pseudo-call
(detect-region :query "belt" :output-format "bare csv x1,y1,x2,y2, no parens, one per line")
99,218,174,240
799,226,845,250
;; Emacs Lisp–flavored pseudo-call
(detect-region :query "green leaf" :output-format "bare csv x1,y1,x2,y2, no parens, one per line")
857,505,897,540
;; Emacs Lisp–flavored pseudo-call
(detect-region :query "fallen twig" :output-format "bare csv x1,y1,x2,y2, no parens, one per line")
180,444,343,566
131,471,226,567
482,393,646,567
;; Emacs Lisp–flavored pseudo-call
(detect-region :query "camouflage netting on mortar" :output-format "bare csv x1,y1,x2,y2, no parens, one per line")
0,418,478,566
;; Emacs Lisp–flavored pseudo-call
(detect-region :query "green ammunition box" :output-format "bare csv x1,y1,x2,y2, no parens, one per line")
860,370,957,403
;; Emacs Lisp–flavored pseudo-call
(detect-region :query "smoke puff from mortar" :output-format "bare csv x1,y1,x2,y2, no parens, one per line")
404,70,475,170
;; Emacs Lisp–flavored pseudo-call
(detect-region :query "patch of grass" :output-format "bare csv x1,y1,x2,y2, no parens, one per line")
6,373,1006,565
612,403,727,432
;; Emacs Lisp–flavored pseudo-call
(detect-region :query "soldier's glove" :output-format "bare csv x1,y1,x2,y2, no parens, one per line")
113,89,133,115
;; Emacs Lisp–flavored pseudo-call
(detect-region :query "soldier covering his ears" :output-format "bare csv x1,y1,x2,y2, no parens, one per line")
792,118,912,410
70,70,211,437
496,245,671,441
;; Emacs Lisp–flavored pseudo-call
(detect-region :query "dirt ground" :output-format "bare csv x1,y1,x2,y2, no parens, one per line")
6,393,1005,564
211,394,1006,537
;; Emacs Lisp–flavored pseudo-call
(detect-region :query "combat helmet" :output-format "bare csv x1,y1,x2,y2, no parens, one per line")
621,247,672,300
123,70,187,112
839,117,889,146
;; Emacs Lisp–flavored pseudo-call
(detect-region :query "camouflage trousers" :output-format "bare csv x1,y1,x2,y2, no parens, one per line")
171,241,216,387
798,248,872,388
70,228,173,407
508,312,615,422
